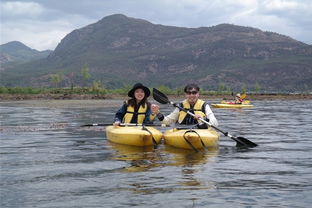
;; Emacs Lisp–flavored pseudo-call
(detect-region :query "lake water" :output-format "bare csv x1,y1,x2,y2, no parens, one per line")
1,99,312,208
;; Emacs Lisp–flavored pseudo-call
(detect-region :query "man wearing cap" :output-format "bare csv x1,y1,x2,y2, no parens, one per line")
151,83,218,128
235,93,243,104
113,83,155,126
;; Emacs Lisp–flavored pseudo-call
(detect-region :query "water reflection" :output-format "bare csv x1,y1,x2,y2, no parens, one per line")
164,145,219,167
108,142,161,172
107,139,220,196
108,140,219,170
164,146,219,190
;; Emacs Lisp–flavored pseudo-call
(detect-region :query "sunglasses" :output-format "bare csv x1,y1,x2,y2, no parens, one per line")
186,91,198,95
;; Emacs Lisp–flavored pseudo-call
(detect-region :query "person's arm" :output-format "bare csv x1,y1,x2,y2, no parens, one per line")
157,107,180,125
205,104,218,127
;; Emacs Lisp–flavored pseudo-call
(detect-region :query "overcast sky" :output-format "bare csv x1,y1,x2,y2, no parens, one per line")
1,0,312,51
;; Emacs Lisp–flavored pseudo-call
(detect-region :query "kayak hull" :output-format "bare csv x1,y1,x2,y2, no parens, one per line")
221,100,251,105
106,125,163,146
163,128,219,150
212,103,253,108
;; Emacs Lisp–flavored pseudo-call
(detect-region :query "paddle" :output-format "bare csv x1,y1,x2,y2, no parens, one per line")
81,123,112,127
152,88,258,148
240,93,247,99
80,123,163,127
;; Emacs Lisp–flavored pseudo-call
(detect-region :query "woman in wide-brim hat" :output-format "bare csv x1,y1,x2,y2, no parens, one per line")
113,83,155,125
127,83,150,98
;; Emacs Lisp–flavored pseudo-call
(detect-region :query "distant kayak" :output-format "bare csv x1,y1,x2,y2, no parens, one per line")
211,103,254,108
221,100,251,105
106,125,162,146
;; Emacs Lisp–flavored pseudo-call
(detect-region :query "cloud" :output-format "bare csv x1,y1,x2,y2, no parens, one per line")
1,19,70,50
262,0,299,10
1,1,44,18
255,0,312,42
1,1,95,50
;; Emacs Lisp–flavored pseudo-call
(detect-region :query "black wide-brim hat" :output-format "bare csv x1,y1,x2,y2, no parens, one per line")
128,83,150,98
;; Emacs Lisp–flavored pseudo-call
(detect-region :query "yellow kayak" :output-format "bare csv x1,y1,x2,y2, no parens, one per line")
211,103,254,108
221,100,251,105
106,125,163,147
163,128,219,150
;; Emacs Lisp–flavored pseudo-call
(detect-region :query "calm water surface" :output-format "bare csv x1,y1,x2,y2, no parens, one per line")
1,99,312,208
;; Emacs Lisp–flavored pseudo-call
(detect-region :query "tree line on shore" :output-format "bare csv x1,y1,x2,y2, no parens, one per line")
0,83,251,96
2,66,310,96
0,64,265,96
1,85,309,96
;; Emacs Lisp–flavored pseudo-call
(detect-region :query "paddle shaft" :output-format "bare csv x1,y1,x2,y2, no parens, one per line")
172,102,221,132
180,106,231,136
81,123,163,127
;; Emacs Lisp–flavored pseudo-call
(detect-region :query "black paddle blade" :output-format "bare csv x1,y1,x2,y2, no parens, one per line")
235,136,258,148
153,88,170,104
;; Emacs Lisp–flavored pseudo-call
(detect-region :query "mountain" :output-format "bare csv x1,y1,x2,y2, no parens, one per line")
0,41,52,69
1,14,312,92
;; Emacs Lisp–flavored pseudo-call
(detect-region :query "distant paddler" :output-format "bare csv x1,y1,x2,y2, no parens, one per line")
220,93,250,105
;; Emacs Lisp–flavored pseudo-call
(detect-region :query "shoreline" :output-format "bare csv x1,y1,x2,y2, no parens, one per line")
0,93,311,101
0,93,311,109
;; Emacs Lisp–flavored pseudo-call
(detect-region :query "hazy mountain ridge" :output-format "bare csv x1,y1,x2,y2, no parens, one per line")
0,41,52,70
1,14,311,91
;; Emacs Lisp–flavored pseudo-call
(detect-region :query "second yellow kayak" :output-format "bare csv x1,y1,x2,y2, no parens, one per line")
211,103,254,108
163,128,220,150
221,100,251,105
106,125,163,146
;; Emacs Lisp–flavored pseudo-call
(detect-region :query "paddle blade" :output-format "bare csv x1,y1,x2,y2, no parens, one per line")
235,136,258,148
240,93,247,99
153,88,170,104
